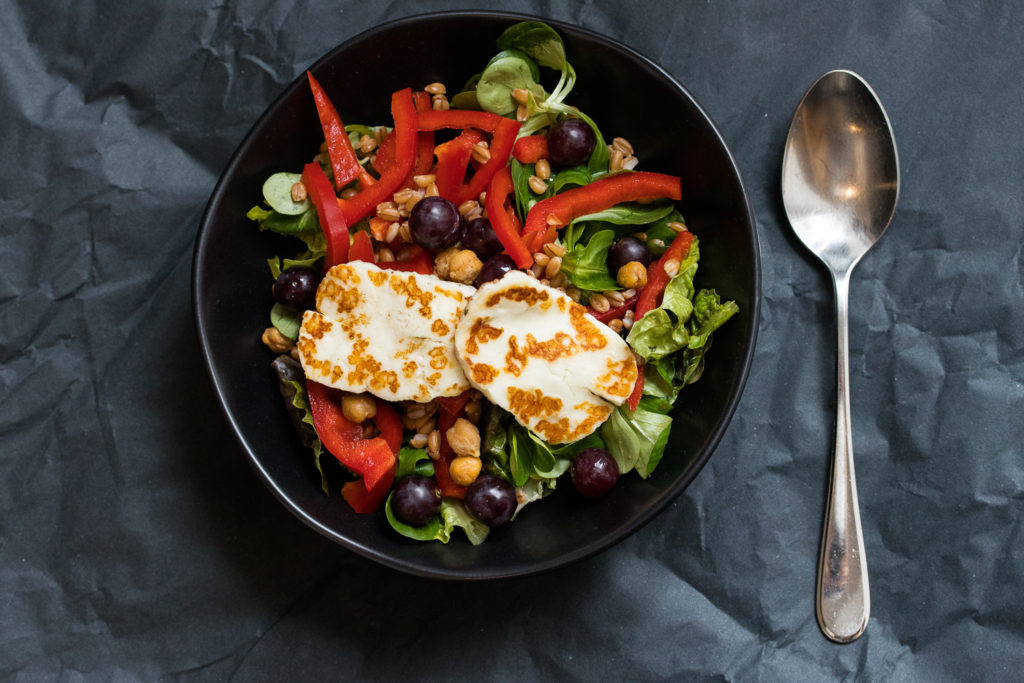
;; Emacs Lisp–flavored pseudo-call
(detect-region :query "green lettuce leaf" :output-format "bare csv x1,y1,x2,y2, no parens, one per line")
625,239,702,360
283,378,327,493
599,403,673,478
440,500,490,545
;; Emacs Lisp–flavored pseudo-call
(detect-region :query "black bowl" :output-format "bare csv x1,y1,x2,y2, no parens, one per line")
193,11,760,580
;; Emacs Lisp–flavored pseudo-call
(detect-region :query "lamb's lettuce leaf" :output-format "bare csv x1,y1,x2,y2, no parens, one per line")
561,229,619,292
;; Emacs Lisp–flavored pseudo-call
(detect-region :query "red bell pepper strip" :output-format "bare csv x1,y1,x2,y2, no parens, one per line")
380,244,434,275
341,463,394,514
485,166,534,268
434,129,485,200
434,391,472,499
337,88,417,226
634,229,696,322
372,130,396,174
523,172,683,251
306,380,396,491
416,109,521,205
348,230,374,263
301,162,349,268
410,91,436,176
627,366,645,412
513,135,548,163
372,399,403,454
306,71,362,190
412,90,431,113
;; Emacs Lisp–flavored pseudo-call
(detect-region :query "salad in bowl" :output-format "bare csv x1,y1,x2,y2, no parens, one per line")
245,21,738,546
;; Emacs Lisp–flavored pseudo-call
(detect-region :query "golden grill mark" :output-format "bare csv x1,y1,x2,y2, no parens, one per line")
524,331,578,362
506,387,563,420
431,319,450,337
302,314,333,340
390,272,433,318
504,335,528,377
470,363,498,385
464,317,504,355
428,346,448,371
596,356,639,399
485,285,549,308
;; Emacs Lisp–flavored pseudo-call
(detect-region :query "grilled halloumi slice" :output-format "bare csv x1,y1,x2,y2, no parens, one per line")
453,271,638,444
297,261,476,402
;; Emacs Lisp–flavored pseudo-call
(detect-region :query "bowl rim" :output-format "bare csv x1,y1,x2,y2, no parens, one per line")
192,9,761,580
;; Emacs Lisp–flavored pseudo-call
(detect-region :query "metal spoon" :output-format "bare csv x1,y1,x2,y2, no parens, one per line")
781,70,899,643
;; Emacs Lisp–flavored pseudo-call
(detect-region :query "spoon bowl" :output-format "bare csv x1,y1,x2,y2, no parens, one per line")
781,69,899,643
783,70,899,274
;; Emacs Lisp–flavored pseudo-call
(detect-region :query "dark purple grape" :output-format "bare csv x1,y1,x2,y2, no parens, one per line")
465,474,516,527
547,118,596,167
474,254,517,287
409,196,464,253
391,475,442,526
462,217,504,260
571,448,619,497
273,266,321,310
607,236,653,275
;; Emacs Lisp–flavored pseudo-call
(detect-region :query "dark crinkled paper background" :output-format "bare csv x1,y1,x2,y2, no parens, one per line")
2,0,1022,679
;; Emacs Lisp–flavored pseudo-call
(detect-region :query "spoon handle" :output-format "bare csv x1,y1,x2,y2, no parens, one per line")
817,272,870,643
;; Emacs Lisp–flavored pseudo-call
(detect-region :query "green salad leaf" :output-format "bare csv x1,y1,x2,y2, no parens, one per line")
561,229,619,292
600,403,673,478
247,204,326,278
508,422,572,487
396,446,435,479
626,240,701,360
270,302,302,341
476,49,546,116
262,172,310,215
281,378,327,493
385,492,444,542
440,500,490,545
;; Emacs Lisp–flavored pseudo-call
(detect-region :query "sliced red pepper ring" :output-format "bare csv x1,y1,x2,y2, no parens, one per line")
634,229,696,322
513,135,549,164
337,88,418,226
307,71,362,190
348,230,374,263
306,380,396,491
301,162,349,268
417,109,521,205
485,166,533,268
523,172,683,251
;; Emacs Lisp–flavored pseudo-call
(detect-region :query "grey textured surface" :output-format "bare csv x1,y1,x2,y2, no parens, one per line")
2,0,1022,679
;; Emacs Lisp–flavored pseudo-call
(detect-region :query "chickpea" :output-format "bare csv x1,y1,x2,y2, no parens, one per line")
341,393,377,424
433,246,459,279
448,249,483,285
449,456,482,486
616,260,648,289
261,326,293,354
445,417,480,458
